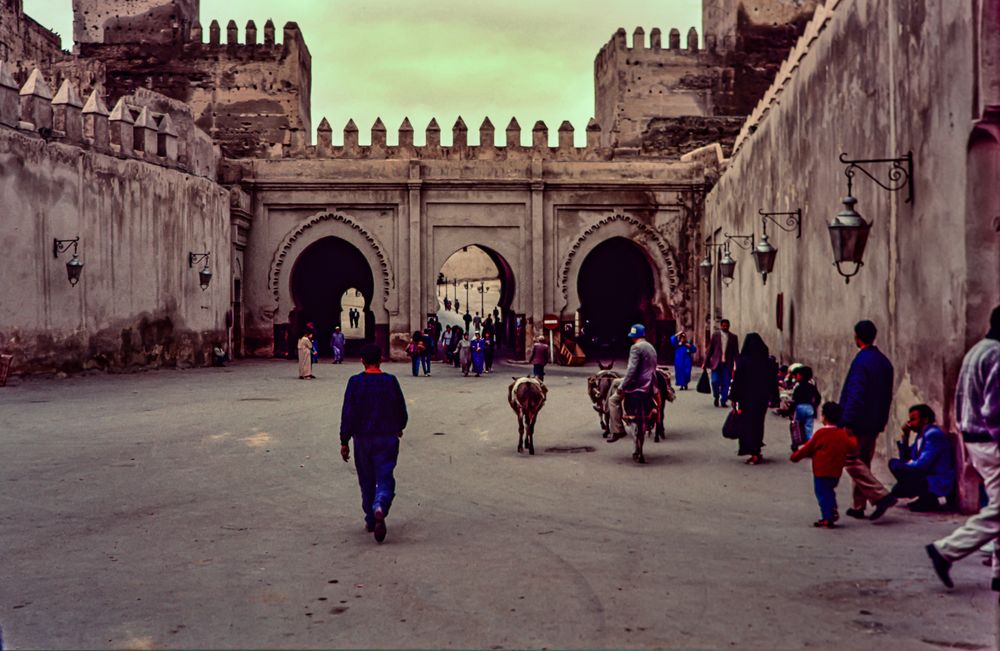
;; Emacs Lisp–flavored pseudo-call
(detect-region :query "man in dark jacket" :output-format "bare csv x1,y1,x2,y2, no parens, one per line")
340,344,409,543
703,319,740,407
839,320,897,520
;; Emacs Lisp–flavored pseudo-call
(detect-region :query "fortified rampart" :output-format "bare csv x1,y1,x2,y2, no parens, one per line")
0,65,230,374
594,0,818,156
699,0,998,497
0,0,70,81
72,0,198,45
75,19,311,159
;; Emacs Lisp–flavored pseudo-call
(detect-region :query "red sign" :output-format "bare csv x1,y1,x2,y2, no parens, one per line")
542,315,560,331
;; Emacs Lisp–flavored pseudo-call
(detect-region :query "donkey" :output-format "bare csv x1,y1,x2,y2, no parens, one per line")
508,376,548,455
587,361,621,437
609,369,675,463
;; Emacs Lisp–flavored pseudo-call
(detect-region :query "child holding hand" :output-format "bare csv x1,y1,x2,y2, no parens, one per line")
790,402,856,528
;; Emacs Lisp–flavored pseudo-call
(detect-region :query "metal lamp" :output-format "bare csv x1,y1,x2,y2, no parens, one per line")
828,195,871,284
53,237,84,287
752,232,778,284
718,247,736,285
189,252,213,291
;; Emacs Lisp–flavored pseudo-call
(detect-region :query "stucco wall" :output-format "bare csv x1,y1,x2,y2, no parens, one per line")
0,126,230,375
702,0,994,441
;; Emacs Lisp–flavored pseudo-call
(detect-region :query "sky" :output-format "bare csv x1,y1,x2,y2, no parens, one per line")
24,0,702,147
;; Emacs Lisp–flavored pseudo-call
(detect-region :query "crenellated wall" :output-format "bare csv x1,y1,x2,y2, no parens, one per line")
593,7,817,157
76,18,311,159
268,116,615,162
700,0,997,480
72,0,199,45
0,0,69,80
0,66,231,376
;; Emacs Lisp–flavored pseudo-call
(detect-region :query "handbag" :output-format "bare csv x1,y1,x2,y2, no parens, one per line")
696,370,711,394
722,408,740,439
790,418,805,449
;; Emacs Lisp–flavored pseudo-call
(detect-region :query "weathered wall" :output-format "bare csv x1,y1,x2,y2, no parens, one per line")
77,20,311,159
72,0,198,45
230,152,706,361
0,0,69,80
701,0,997,447
592,7,815,157
0,125,230,375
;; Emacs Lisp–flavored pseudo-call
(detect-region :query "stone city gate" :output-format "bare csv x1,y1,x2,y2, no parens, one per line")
230,134,713,359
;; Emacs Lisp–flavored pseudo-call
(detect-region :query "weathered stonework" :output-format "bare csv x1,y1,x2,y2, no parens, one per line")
699,0,998,510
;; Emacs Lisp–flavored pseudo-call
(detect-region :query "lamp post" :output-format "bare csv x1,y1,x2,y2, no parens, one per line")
478,280,489,315
463,281,471,317
753,208,802,284
831,151,913,283
53,237,84,287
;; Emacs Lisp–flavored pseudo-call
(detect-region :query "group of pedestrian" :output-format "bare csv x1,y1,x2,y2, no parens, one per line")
698,308,998,597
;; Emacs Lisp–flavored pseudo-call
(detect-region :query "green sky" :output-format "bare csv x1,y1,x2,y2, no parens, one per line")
24,0,701,146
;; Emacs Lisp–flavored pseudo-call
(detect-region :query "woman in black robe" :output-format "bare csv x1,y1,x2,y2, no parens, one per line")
730,332,779,464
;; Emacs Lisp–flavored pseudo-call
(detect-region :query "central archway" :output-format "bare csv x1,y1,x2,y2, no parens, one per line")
577,237,662,354
290,236,375,357
436,244,517,350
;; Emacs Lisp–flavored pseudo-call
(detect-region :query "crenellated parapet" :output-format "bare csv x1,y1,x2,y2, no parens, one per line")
594,25,716,78
0,63,213,176
75,17,312,160
262,116,626,162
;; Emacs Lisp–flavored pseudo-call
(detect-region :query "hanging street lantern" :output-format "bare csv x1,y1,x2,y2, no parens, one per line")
718,247,736,285
833,151,913,283
752,232,777,284
53,237,84,287
699,253,713,280
828,195,871,283
189,251,213,291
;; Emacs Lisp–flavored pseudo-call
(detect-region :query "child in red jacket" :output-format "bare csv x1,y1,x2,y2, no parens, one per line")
791,402,857,528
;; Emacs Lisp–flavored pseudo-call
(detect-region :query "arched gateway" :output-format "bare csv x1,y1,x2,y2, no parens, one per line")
269,211,395,356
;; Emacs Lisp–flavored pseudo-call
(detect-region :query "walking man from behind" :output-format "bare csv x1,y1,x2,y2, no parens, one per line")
340,344,409,543
703,319,740,407
839,320,897,521
608,323,659,443
927,305,1000,592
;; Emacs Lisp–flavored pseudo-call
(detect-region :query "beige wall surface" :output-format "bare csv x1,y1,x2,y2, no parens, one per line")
0,127,230,374
702,0,996,441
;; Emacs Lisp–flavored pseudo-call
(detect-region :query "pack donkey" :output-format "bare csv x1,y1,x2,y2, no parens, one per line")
508,376,548,454
587,361,621,437
608,367,677,463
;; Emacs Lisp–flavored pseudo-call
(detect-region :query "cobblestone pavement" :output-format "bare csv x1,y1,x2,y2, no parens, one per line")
0,359,996,649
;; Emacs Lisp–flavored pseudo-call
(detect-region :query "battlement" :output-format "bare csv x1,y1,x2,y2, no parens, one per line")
265,116,623,162
186,18,307,56
0,63,215,177
595,26,718,75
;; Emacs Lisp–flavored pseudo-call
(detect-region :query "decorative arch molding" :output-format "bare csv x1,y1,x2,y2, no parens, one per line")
268,211,396,321
558,213,689,330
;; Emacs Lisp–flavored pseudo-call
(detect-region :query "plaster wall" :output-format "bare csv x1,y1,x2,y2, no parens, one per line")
0,125,230,375
0,0,68,80
702,0,993,444
234,156,707,360
72,0,198,45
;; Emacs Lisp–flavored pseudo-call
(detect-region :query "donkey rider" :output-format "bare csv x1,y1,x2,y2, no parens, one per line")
608,323,659,443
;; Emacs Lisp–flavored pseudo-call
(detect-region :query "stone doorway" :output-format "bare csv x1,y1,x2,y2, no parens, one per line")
576,237,657,355
290,236,376,358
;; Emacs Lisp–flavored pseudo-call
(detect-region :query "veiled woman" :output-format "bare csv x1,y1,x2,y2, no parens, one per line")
729,332,778,464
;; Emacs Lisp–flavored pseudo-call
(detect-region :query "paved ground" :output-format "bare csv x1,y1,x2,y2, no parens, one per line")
0,358,997,650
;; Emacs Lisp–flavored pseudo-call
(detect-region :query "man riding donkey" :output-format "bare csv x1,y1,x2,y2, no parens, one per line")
607,324,661,462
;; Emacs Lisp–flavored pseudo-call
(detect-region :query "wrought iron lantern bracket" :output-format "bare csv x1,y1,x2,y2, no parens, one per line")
758,208,802,239
839,151,914,204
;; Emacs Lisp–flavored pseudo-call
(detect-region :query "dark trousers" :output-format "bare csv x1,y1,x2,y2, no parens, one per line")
814,475,840,521
890,464,933,500
420,353,431,375
410,357,420,376
353,434,400,527
711,365,732,403
532,363,545,380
